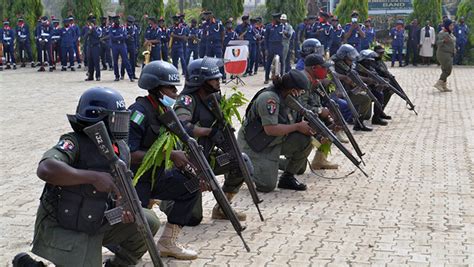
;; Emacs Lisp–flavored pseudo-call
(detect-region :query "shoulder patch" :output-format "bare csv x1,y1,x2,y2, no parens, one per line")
266,98,277,115
181,95,193,106
57,139,75,152
131,110,145,125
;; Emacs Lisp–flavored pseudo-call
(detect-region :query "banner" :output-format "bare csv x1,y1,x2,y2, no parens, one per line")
224,45,249,75
368,0,413,14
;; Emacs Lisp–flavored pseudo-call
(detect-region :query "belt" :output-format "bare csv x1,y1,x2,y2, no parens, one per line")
112,41,122,44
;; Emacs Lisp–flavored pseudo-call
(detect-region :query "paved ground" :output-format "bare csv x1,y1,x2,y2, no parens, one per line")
0,64,473,266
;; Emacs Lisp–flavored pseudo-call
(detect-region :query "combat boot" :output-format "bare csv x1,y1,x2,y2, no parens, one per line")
433,80,444,92
12,253,45,267
310,151,338,170
211,192,247,221
442,81,452,92
157,223,198,260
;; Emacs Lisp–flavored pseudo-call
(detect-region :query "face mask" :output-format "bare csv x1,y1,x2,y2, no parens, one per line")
351,18,358,23
313,67,328,80
159,94,176,107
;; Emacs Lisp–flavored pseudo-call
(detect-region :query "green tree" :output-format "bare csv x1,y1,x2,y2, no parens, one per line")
2,0,43,48
334,0,368,25
61,0,103,27
456,0,474,64
410,0,442,29
164,0,179,25
265,0,306,25
201,0,244,21
121,0,164,25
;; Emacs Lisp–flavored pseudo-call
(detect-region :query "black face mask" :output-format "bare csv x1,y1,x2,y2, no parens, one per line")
202,80,219,94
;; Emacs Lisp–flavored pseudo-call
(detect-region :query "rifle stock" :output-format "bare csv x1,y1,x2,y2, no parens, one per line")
207,93,264,222
158,110,251,252
83,121,163,267
286,96,368,177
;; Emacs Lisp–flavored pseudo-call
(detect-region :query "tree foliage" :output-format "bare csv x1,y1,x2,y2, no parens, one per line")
121,0,164,26
164,0,179,25
201,0,244,21
2,0,43,45
457,0,473,44
265,0,307,25
334,0,368,25
410,0,442,29
61,0,103,26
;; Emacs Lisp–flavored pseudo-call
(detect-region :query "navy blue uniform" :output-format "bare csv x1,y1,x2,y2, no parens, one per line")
205,19,224,58
110,24,133,80
16,23,34,64
81,25,90,67
121,24,138,78
100,24,113,69
144,26,161,61
264,22,284,81
51,24,61,66
60,26,75,68
330,24,345,56
70,23,81,66
389,27,404,66
344,23,365,51
294,22,306,58
34,22,42,63
86,25,102,79
187,26,200,63
304,22,318,39
2,26,16,65
454,23,469,65
316,22,333,52
171,24,189,75
159,27,170,61
236,22,257,74
255,25,265,73
198,23,207,58
37,24,53,67
361,26,375,50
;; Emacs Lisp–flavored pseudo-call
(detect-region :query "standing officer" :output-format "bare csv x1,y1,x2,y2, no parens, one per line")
2,20,16,69
187,19,200,63
236,15,256,76
389,20,405,67
60,18,75,71
280,14,294,74
11,87,160,267
361,18,376,50
315,12,334,57
51,18,61,70
294,18,307,59
343,11,365,51
405,19,420,66
264,13,284,84
15,18,34,67
204,11,224,61
222,20,239,82
85,16,102,81
37,16,53,72
99,16,113,71
158,17,170,61
81,21,91,70
144,17,161,61
237,70,314,192
304,15,318,40
129,61,199,259
170,15,189,76
121,16,138,79
110,16,134,82
172,57,247,225
34,17,42,66
198,14,209,58
330,16,345,56
254,17,265,75
454,17,469,65
69,16,82,69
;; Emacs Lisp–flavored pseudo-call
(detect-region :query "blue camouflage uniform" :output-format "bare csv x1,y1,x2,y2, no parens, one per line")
454,23,469,65
264,21,284,81
330,24,345,56
171,23,189,75
361,26,375,50
110,23,133,80
121,23,138,78
16,22,34,65
187,25,200,63
86,24,102,79
344,23,365,51
389,27,404,66
60,23,75,68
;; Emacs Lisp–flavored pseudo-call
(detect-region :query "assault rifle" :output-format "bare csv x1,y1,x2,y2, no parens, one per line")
387,73,418,115
286,95,368,177
158,109,251,252
355,62,418,115
207,92,264,221
83,121,163,267
327,66,363,128
314,83,365,164
347,68,384,111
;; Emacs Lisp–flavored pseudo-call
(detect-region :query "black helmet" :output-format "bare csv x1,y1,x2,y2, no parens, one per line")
357,49,378,62
335,44,359,61
282,69,309,90
186,57,223,87
301,38,324,57
69,87,130,140
138,60,181,90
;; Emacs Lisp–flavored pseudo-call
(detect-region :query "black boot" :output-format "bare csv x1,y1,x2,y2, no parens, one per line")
12,253,45,267
380,113,392,120
353,122,373,132
372,117,388,126
277,172,307,191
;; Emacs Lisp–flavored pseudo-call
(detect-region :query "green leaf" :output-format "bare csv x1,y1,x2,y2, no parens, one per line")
318,143,332,157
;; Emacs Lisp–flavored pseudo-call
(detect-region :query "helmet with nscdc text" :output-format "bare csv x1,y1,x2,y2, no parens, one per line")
138,60,182,90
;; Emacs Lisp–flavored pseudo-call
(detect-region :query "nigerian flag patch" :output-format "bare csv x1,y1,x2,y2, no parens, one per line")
131,110,145,125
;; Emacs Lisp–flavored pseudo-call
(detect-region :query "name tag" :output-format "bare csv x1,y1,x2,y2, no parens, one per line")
459,30,462,34
394,35,397,39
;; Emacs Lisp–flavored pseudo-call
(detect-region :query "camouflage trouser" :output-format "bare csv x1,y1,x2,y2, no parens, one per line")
437,51,453,82
32,205,160,266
